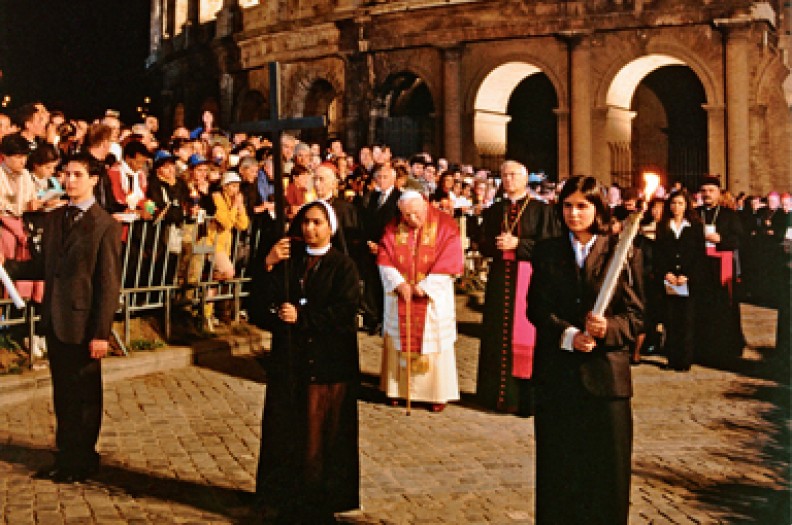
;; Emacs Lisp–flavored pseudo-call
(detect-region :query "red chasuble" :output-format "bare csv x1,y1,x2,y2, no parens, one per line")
378,206,464,354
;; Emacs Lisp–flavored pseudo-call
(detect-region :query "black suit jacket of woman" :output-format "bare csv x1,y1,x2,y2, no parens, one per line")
528,235,644,399
654,221,707,297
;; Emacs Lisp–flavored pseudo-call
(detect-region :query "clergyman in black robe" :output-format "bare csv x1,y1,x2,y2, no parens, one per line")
476,161,559,414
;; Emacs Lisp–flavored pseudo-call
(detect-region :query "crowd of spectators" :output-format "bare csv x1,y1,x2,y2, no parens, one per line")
0,101,789,360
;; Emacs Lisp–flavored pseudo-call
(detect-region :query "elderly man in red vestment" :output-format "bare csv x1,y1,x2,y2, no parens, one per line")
377,190,464,412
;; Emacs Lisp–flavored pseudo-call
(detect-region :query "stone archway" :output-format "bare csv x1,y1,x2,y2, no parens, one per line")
235,89,268,123
603,54,710,189
374,72,436,158
473,62,559,173
301,79,337,148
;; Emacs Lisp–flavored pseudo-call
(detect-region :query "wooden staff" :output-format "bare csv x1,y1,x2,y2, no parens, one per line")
405,295,411,416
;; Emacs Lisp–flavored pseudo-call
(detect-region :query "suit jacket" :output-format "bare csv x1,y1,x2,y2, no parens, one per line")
528,235,644,399
364,187,401,245
654,220,707,297
329,196,364,256
9,203,122,345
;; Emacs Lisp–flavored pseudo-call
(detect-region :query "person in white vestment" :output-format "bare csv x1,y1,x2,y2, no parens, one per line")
377,191,464,412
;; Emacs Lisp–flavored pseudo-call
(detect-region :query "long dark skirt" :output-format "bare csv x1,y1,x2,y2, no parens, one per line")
664,295,696,370
256,375,359,521
535,392,632,525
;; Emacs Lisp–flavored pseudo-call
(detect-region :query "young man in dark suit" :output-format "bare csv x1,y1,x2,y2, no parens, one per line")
360,164,401,334
6,152,122,483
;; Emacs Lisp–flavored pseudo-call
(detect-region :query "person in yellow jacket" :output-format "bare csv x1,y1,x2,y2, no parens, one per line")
202,171,250,330
211,171,250,278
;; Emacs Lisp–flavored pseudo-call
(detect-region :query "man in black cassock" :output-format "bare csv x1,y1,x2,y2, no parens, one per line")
697,176,745,365
476,161,559,414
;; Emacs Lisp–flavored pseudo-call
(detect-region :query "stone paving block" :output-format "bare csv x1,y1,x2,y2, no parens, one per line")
0,302,788,524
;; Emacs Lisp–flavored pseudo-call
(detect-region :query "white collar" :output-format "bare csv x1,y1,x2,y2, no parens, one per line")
306,243,331,256
569,232,598,268
669,218,690,238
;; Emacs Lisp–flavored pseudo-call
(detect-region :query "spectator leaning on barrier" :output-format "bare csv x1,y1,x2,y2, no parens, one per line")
146,151,189,227
210,171,249,281
84,123,125,214
27,143,64,197
0,134,42,216
108,140,152,216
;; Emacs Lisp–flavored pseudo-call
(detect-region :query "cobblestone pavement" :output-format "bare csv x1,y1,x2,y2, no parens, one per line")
0,300,788,524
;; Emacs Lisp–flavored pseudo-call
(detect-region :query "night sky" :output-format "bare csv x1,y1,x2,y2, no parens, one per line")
0,1,151,122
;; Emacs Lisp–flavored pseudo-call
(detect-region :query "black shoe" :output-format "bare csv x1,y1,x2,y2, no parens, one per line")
33,466,82,483
32,466,61,480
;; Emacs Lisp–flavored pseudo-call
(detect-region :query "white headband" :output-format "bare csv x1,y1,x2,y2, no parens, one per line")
300,199,338,234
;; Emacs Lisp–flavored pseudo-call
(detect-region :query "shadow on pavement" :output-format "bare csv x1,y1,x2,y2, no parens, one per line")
635,342,790,523
0,440,257,524
192,343,269,385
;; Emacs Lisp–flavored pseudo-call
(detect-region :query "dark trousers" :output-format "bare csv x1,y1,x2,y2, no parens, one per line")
359,255,383,324
535,393,632,525
46,336,103,471
664,295,696,370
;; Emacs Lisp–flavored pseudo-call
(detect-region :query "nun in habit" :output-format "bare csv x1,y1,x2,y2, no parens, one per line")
250,200,361,524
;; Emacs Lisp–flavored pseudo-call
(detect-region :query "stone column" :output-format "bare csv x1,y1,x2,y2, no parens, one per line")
165,0,177,37
188,0,200,24
183,0,201,46
559,31,593,176
150,0,163,55
703,103,726,182
554,108,570,180
216,0,240,38
721,22,752,193
441,45,463,163
749,103,769,194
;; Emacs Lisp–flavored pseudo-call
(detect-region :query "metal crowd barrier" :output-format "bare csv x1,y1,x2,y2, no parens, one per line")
0,299,39,369
3,212,483,366
186,216,263,328
117,218,182,352
116,214,263,345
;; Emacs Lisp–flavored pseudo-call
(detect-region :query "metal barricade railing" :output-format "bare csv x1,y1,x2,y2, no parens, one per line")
186,215,262,328
117,218,182,350
0,299,39,369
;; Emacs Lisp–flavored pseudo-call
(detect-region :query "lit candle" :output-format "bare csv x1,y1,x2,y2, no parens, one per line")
591,173,658,316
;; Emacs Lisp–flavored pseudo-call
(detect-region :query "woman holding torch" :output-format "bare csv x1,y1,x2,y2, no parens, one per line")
527,175,644,525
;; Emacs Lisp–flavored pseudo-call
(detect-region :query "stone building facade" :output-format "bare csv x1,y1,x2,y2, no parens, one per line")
148,0,792,193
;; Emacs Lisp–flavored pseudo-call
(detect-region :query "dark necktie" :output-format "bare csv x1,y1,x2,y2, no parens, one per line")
64,205,82,234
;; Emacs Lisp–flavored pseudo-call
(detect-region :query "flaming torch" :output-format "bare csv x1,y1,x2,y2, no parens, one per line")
591,172,660,316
